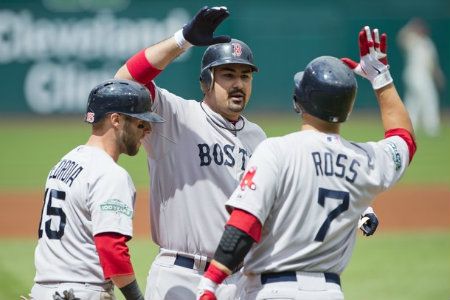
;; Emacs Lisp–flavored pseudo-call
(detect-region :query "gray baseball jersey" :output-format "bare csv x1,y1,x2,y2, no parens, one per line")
142,86,266,257
34,145,136,283
227,130,409,274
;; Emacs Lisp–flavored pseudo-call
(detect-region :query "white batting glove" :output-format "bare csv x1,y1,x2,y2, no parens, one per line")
358,206,379,236
342,26,393,90
197,276,218,300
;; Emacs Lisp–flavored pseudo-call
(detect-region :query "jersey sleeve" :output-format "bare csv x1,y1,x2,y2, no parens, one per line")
371,135,410,190
142,87,192,157
226,139,279,225
89,168,136,237
151,87,189,123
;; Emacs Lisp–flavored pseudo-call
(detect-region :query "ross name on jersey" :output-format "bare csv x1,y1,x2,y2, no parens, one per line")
311,151,360,183
198,143,249,171
48,159,84,187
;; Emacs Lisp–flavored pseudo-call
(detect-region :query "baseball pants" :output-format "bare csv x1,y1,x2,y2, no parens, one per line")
238,271,344,300
145,249,241,300
30,282,115,300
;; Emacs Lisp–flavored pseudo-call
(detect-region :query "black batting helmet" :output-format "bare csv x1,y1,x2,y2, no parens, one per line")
200,39,258,89
293,56,357,123
85,79,164,124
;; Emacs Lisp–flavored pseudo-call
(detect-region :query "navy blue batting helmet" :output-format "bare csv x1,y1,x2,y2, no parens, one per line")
85,79,164,124
293,56,357,123
200,39,258,89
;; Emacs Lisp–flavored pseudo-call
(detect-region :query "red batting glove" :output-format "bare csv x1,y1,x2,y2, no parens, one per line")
199,290,217,300
341,26,392,90
372,28,388,65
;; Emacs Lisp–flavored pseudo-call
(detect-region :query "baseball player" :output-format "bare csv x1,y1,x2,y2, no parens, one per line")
113,6,379,299
114,6,266,300
31,79,164,300
197,26,417,300
397,18,446,137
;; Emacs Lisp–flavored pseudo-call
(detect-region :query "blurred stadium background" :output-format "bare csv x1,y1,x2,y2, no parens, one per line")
0,0,449,299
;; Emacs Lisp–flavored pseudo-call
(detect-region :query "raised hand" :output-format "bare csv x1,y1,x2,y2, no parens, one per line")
182,6,231,46
341,26,393,90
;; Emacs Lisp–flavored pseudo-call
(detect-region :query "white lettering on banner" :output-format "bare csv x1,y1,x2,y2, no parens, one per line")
0,8,190,114
0,9,190,62
25,62,112,113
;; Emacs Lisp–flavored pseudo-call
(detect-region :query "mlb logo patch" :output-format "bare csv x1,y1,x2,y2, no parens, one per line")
386,142,402,171
240,166,257,191
232,42,242,57
86,112,95,123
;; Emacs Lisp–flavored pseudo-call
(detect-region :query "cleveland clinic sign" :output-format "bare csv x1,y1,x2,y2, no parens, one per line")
0,6,189,114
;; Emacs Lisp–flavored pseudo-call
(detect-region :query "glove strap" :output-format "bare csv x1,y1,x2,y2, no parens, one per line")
198,276,218,293
372,70,393,90
362,206,375,215
174,29,193,50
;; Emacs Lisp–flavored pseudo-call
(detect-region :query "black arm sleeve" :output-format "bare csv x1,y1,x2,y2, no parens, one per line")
213,225,254,272
119,279,144,300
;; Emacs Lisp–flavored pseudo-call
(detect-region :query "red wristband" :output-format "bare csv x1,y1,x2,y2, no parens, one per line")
126,49,161,100
126,49,162,84
204,263,228,285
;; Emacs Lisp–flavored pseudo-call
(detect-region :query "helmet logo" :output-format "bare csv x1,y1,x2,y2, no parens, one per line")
240,166,257,191
231,42,242,57
86,112,95,123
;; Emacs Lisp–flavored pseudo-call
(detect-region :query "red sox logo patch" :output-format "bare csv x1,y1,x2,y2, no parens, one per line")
232,42,242,57
86,112,95,123
240,166,257,191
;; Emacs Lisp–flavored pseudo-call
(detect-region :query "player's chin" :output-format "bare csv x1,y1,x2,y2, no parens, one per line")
126,144,140,156
228,101,246,112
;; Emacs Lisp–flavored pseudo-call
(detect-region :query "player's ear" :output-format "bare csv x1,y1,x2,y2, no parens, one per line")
109,113,121,128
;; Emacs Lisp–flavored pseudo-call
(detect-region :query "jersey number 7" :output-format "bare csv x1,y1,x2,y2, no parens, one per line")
314,187,349,242
38,188,67,239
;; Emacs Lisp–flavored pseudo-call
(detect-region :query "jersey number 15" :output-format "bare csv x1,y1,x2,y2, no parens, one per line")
38,188,67,239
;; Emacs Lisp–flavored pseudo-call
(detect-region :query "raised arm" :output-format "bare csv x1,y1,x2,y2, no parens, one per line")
115,6,231,83
114,38,184,81
342,26,415,136
375,83,413,134
342,26,417,237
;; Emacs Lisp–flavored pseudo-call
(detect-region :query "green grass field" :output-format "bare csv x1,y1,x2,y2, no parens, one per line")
0,113,449,299
1,113,449,189
1,232,449,299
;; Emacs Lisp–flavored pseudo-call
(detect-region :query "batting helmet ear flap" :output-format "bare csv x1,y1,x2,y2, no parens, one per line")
200,68,214,91
293,71,304,115
292,96,302,114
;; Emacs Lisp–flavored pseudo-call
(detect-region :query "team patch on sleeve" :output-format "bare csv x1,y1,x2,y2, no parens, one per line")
100,199,133,218
386,142,402,171
240,166,257,191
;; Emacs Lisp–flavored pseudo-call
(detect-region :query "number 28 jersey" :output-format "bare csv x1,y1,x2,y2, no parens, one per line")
227,130,410,275
34,146,136,284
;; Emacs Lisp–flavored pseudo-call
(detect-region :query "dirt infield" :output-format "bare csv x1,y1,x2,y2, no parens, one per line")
1,185,449,238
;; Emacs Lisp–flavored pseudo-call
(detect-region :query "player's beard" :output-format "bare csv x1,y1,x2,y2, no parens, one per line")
120,121,140,156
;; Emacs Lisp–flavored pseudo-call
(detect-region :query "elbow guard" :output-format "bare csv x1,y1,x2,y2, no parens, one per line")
213,225,254,272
